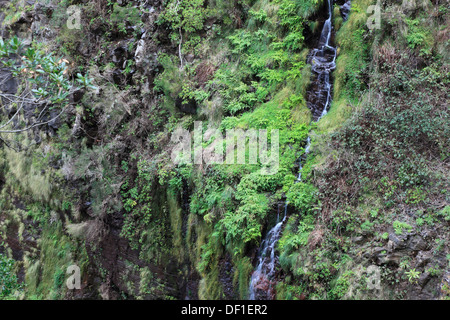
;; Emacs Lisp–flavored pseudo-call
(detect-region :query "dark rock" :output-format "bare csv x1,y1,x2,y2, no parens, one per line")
31,2,56,38
371,247,386,263
175,97,197,115
372,247,386,256
407,235,427,251
420,229,437,240
415,251,432,268
0,68,18,94
71,88,85,103
388,232,409,250
351,236,365,244
47,109,61,130
111,46,128,67
377,252,407,266
418,272,431,288
112,69,125,85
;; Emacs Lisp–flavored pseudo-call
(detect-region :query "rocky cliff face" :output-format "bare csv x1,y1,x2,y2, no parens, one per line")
0,0,448,300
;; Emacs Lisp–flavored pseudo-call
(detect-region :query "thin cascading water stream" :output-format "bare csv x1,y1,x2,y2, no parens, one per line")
248,0,348,300
307,0,337,121
248,204,287,300
296,136,311,182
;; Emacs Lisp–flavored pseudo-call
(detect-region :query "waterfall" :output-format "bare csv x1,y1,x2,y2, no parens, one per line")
307,0,337,121
297,136,311,182
249,203,287,300
248,0,345,300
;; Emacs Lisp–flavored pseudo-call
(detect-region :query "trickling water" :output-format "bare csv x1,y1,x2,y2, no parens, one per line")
307,0,337,121
297,136,311,182
248,0,346,300
249,203,287,300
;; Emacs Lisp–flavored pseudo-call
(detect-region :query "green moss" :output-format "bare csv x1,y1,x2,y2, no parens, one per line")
329,270,355,300
24,221,74,299
393,221,413,235
167,189,185,263
233,256,253,299
198,268,223,300
3,146,53,204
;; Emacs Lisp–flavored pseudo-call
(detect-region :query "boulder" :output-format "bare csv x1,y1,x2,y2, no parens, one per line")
377,252,408,266
388,232,409,250
415,251,432,268
407,235,427,251
418,272,431,288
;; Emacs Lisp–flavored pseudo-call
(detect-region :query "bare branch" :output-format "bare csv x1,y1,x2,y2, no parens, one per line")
0,107,66,134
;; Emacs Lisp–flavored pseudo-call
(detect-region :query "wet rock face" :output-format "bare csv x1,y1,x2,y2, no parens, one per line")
340,1,352,21
250,271,277,300
306,0,336,122
249,212,286,300
219,255,235,300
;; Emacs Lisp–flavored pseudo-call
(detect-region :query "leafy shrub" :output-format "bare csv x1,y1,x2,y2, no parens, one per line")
393,221,412,235
0,254,21,299
285,183,318,214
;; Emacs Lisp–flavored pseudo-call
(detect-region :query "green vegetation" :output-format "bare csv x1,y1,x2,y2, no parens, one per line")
0,0,448,302
393,221,413,235
276,0,449,300
0,254,22,299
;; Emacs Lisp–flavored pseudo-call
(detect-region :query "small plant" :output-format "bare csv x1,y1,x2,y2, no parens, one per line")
361,220,374,232
405,268,420,284
0,254,22,298
76,73,98,90
438,206,450,221
399,257,410,270
426,266,441,277
416,217,424,227
249,9,268,23
370,208,379,219
393,221,412,235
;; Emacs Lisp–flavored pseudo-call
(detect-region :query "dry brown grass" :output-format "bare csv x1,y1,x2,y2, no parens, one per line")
308,224,325,250
374,42,400,70
195,62,216,88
